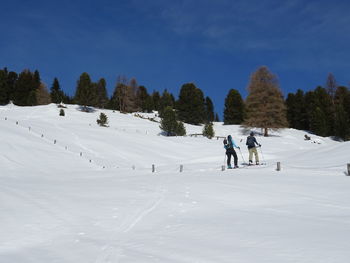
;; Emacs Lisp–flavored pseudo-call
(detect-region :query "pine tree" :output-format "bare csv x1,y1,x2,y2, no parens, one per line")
177,83,206,125
223,89,245,125
313,86,333,136
159,106,178,136
159,89,175,117
203,122,215,139
143,96,154,113
244,66,288,136
75,72,95,111
13,69,39,106
50,78,65,104
286,89,308,130
334,104,349,140
310,107,328,136
0,68,8,105
97,112,108,127
175,121,186,136
96,78,108,108
205,96,215,123
152,91,161,112
136,86,150,112
334,86,350,140
6,71,18,102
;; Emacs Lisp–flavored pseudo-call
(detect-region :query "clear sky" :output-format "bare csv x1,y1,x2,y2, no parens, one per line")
1,0,349,117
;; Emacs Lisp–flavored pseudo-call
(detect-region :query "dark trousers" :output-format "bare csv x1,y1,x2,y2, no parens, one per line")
226,149,238,166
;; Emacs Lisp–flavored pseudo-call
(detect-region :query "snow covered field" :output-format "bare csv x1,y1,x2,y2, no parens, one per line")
1,104,350,263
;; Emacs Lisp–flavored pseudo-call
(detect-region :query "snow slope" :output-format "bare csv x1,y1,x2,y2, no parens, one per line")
1,104,350,263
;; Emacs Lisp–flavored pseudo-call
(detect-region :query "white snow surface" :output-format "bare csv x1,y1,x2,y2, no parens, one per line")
1,104,350,263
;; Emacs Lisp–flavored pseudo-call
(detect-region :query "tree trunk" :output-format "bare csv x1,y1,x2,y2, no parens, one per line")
264,127,268,137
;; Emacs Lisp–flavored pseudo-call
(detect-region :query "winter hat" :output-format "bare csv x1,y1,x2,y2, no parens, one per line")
250,131,254,136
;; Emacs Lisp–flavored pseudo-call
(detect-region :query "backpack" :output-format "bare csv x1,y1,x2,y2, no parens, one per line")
246,136,256,148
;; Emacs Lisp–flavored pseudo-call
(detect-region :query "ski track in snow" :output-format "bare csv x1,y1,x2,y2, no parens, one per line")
94,179,166,263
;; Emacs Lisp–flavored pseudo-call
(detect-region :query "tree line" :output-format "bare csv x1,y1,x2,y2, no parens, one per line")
222,68,350,140
1,67,349,140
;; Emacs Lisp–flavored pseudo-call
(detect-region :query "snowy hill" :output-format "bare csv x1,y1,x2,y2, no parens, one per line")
1,104,350,263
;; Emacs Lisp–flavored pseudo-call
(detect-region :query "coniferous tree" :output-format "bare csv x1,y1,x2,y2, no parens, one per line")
143,96,154,113
152,91,161,112
136,86,150,112
36,83,51,105
294,89,308,130
13,69,39,106
205,96,215,123
334,86,350,140
97,112,108,127
6,71,18,102
203,122,215,139
286,89,308,130
303,90,318,132
75,72,95,111
108,85,120,111
159,89,174,117
334,104,349,140
244,66,288,136
159,106,179,136
223,89,245,125
175,121,186,136
177,83,206,125
310,107,328,136
313,86,333,136
160,106,186,136
335,86,350,118
96,78,108,108
286,93,296,128
50,78,65,104
0,68,8,104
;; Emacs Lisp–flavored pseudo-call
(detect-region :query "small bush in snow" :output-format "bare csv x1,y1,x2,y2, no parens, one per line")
59,109,65,116
97,113,108,127
203,122,215,139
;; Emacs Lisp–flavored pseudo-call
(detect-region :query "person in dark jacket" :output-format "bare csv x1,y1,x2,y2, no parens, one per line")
224,135,240,169
246,131,261,165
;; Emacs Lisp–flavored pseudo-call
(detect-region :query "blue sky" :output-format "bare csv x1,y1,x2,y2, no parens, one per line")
1,0,349,116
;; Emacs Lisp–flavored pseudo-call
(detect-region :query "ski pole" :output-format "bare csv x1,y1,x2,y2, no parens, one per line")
258,146,266,164
224,153,227,166
238,148,246,164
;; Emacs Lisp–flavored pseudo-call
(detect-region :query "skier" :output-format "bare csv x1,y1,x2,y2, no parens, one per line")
223,135,240,169
246,131,261,165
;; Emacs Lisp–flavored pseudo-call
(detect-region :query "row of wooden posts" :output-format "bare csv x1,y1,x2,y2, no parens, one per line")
6,117,350,176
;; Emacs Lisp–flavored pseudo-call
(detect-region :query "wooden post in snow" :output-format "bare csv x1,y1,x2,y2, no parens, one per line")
277,162,281,171
152,164,155,173
180,165,183,173
347,164,350,176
